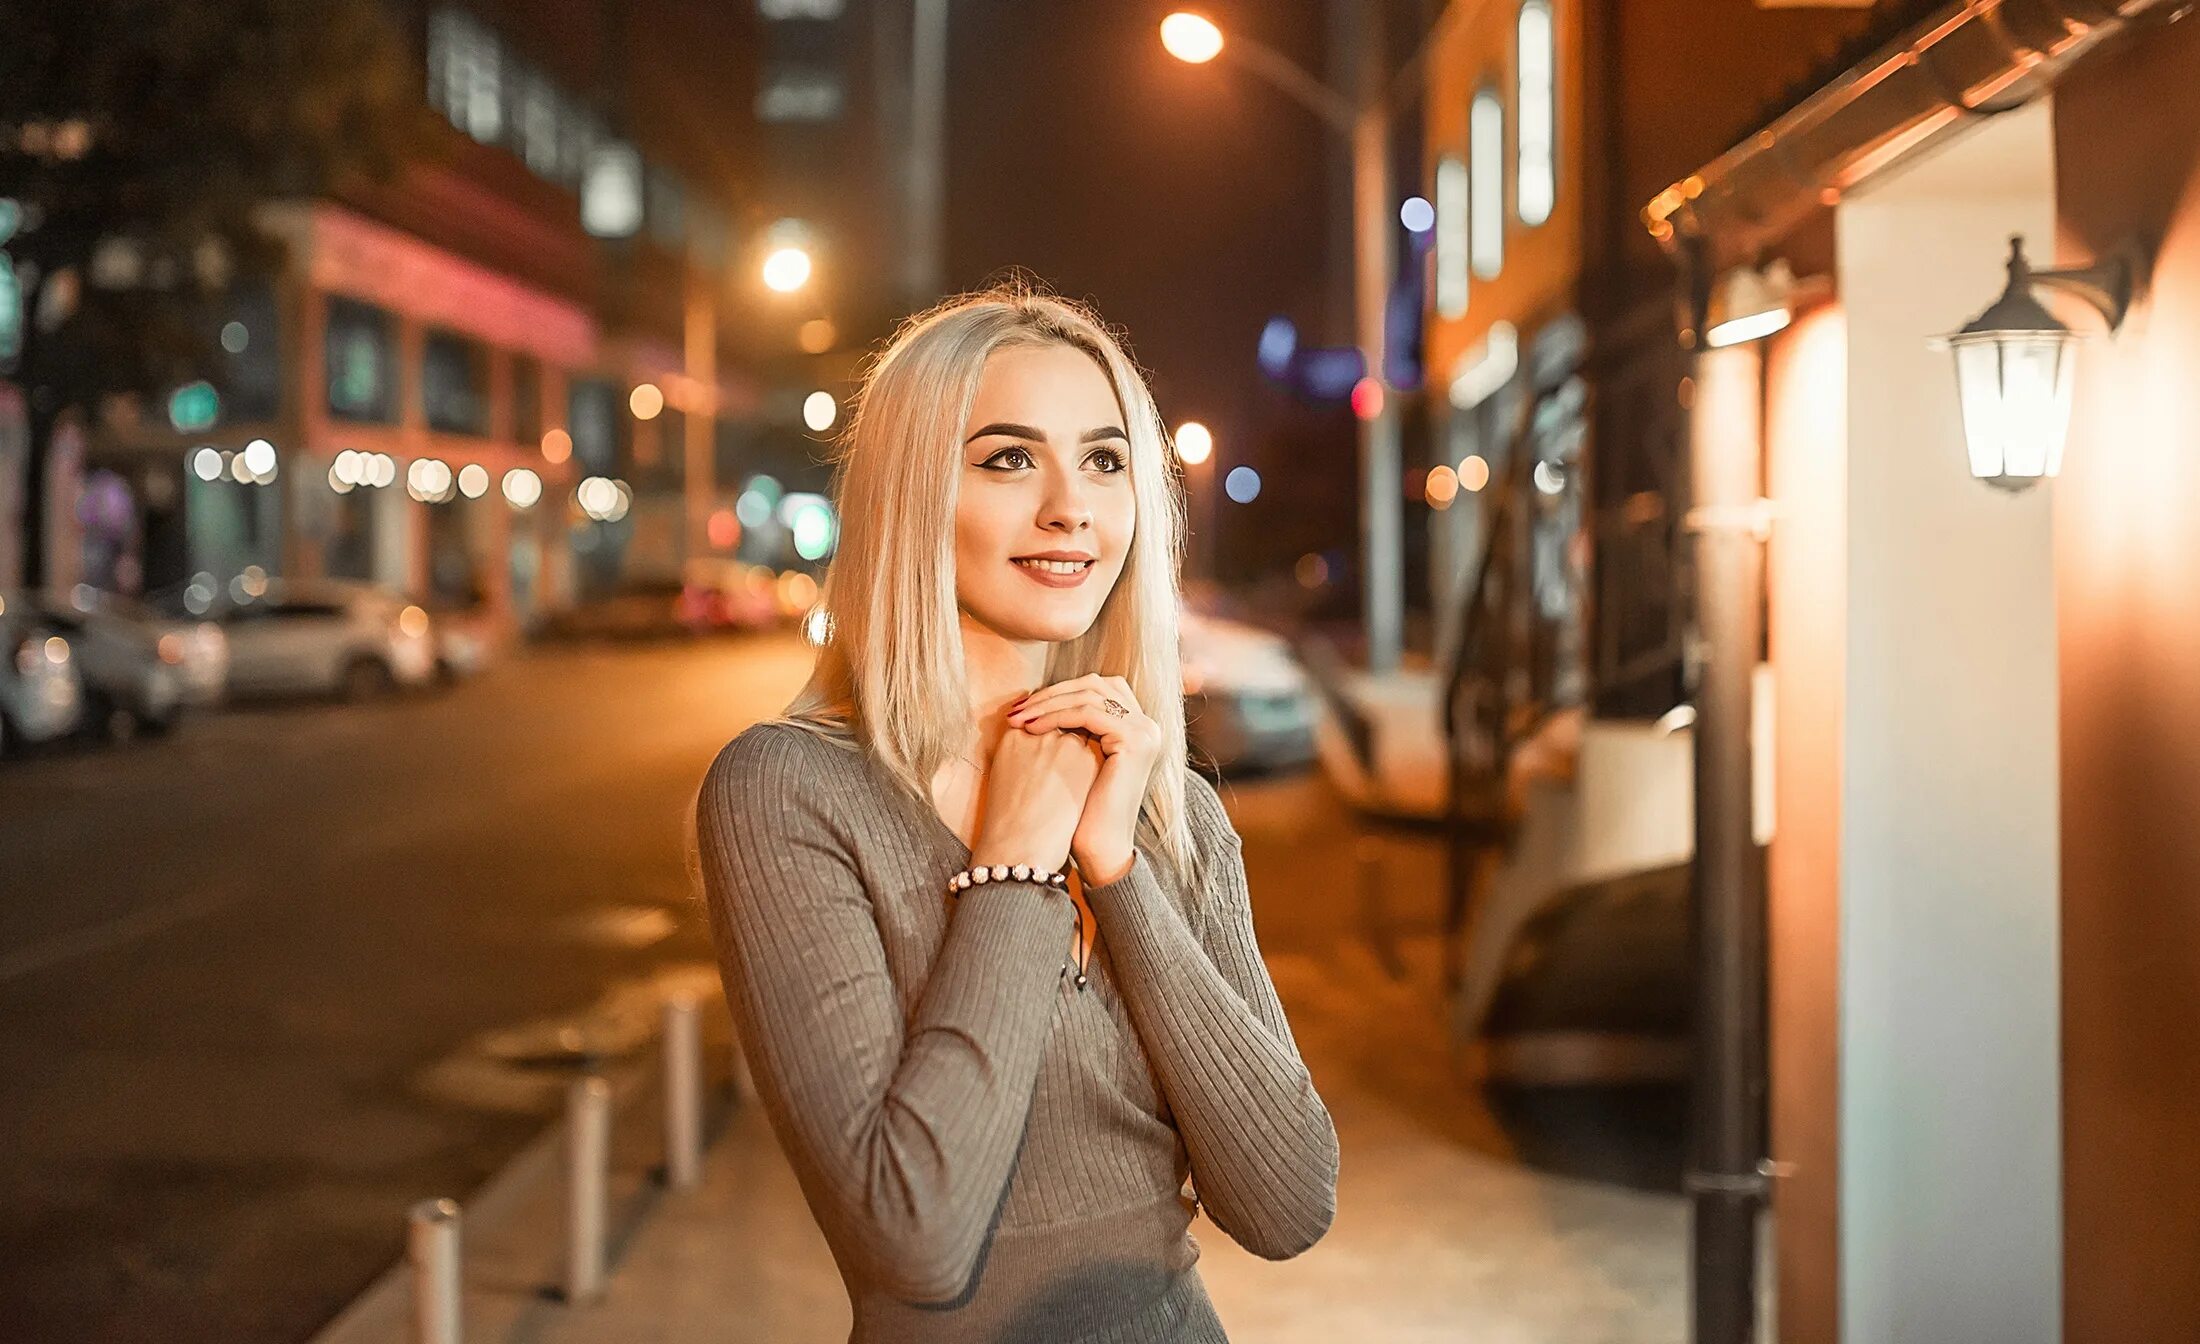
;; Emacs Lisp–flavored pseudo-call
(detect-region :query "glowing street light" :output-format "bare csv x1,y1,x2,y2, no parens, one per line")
1160,12,1224,64
762,246,813,294
1158,4,1403,670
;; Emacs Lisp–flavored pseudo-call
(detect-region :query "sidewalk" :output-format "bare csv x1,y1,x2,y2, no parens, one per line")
507,942,1687,1343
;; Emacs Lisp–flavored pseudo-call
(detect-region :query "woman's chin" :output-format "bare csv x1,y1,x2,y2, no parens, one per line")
967,604,1099,646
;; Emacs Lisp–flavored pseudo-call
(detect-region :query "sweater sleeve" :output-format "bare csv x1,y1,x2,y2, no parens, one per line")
694,725,1078,1304
1079,769,1340,1260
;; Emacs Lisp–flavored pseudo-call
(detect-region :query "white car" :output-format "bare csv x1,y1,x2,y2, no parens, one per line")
0,600,85,751
7,591,186,736
215,580,439,701
93,588,231,707
1181,610,1319,773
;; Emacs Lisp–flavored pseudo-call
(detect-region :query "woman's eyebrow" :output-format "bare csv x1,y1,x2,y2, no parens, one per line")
963,422,1129,444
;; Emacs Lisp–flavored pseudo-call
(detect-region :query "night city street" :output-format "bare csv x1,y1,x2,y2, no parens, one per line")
0,635,1685,1343
12,0,2200,1340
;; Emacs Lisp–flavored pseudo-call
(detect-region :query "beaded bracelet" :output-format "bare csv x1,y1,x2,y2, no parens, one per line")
945,862,1072,897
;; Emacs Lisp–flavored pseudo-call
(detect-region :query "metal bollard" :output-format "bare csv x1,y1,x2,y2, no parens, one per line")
565,1075,611,1305
407,1198,462,1344
663,995,704,1189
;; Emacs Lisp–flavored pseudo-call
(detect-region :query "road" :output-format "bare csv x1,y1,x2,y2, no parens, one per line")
0,631,1684,1342
0,634,816,1344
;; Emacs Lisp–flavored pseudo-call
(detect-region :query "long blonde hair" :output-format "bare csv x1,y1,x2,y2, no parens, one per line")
786,282,1194,878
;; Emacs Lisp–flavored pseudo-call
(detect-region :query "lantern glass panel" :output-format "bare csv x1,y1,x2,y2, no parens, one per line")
1952,332,2076,484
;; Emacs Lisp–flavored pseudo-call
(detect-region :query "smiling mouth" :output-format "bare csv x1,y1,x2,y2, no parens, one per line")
1012,558,1094,576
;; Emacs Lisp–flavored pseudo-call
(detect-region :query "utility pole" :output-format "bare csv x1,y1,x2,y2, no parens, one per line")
1686,335,1769,1344
903,0,950,308
1350,0,1403,673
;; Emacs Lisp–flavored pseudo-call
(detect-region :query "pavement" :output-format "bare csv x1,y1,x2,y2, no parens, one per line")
317,759,1691,1344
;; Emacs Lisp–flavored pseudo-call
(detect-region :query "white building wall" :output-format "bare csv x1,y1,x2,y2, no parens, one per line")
1833,98,2062,1343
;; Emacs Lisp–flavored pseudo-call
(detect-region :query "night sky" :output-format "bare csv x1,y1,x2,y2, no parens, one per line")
936,1,1368,600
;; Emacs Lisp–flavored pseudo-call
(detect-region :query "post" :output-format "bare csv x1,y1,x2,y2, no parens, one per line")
663,995,704,1189
682,273,716,571
407,1198,463,1344
1350,0,1402,674
904,0,950,308
1686,340,1767,1344
564,1075,611,1305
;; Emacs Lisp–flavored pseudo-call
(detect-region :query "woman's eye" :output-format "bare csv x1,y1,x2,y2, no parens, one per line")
1088,447,1127,474
982,447,1035,471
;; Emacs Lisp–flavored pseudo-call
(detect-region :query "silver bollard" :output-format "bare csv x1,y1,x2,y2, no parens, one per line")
408,1198,462,1344
663,995,703,1189
565,1075,611,1305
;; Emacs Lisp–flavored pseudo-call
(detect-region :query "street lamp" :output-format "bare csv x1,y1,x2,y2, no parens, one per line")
1159,13,1223,64
1174,419,1217,579
1173,420,1213,466
1161,7,1412,672
762,246,813,294
1932,234,2136,492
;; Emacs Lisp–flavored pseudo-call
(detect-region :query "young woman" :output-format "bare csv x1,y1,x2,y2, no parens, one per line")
694,286,1338,1342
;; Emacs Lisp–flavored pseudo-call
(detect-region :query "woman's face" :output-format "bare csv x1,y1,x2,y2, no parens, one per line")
953,343,1136,645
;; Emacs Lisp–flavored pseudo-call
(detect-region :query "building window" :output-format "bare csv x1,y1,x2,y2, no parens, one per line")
221,280,282,423
325,296,396,424
1470,88,1505,280
1517,0,1556,227
511,355,543,446
422,329,490,436
1434,156,1469,319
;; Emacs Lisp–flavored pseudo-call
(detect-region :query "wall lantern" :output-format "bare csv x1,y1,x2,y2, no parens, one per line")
1703,261,1794,349
1931,234,2137,492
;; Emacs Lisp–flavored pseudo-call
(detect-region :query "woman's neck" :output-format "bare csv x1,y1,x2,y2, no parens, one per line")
957,610,1048,764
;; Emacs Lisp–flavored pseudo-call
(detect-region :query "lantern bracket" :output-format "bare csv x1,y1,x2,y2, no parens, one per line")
2029,244,2140,333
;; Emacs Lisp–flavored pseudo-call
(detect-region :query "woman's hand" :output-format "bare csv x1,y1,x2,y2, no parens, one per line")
1007,674,1163,886
969,725,1102,874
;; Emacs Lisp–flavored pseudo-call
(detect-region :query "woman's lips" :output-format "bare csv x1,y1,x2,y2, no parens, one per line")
1011,557,1094,589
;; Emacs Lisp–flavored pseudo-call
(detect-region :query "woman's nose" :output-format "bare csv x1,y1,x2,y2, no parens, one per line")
1039,484,1094,533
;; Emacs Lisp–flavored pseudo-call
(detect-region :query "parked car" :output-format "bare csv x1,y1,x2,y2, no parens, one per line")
542,578,706,641
681,558,784,633
5,591,186,737
213,580,439,701
1181,609,1319,773
0,598,85,751
427,602,499,680
111,588,232,706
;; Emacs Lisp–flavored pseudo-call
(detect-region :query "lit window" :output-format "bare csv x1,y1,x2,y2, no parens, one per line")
582,141,644,240
1470,89,1505,279
758,69,845,123
517,70,561,176
1517,1,1556,227
1435,156,1468,319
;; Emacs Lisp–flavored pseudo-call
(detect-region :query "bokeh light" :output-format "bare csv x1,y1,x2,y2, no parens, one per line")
1224,465,1261,504
1160,12,1224,63
1174,421,1213,466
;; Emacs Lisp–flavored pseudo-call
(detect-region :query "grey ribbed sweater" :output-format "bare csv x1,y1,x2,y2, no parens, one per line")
694,719,1339,1343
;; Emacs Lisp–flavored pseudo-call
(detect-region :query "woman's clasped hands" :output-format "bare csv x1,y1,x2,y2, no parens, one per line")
1004,674,1161,887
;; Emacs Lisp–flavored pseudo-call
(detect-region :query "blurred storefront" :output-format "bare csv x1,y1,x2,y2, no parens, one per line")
45,2,768,630
1649,2,2200,1339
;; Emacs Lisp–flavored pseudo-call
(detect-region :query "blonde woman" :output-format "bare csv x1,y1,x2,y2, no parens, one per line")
695,285,1337,1342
